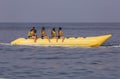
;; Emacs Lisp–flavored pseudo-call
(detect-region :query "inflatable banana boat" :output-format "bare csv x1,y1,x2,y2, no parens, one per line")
11,34,112,47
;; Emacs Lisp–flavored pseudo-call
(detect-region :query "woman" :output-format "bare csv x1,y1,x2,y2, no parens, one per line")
27,27,37,42
41,27,50,42
58,27,65,42
51,28,58,42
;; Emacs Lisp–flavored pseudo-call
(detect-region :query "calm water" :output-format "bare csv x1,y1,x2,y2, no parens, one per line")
0,23,120,79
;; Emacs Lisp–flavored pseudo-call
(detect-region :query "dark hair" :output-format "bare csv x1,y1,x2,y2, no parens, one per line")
32,27,35,29
30,27,37,33
30,27,35,31
59,27,62,30
52,28,55,31
42,27,45,30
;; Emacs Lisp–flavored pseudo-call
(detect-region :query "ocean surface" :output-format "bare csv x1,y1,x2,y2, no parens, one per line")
0,23,120,79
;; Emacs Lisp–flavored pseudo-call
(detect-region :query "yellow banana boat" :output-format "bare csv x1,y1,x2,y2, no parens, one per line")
11,34,112,47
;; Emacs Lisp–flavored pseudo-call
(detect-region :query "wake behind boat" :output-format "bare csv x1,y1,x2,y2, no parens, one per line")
11,34,112,47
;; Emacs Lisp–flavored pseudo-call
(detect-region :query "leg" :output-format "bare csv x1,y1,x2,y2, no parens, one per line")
44,36,51,42
32,35,37,42
61,36,65,42
53,37,58,42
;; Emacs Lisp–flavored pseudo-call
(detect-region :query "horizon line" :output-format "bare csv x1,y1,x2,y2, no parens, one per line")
0,22,120,24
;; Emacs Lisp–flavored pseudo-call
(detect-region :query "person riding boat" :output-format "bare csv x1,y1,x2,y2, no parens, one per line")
58,27,65,42
27,27,37,42
41,27,50,42
58,27,64,38
51,28,58,42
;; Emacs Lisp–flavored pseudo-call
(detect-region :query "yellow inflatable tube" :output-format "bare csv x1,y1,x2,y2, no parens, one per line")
11,34,112,47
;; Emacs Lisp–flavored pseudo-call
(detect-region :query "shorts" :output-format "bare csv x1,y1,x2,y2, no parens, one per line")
41,36,44,39
58,36,60,39
28,36,32,38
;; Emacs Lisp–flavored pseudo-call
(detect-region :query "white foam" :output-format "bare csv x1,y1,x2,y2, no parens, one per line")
0,43,11,46
110,45,120,48
100,45,120,48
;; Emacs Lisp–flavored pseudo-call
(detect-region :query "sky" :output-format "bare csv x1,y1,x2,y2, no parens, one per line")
0,0,120,23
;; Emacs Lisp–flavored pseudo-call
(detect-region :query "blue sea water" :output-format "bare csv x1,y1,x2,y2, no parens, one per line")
0,23,120,79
